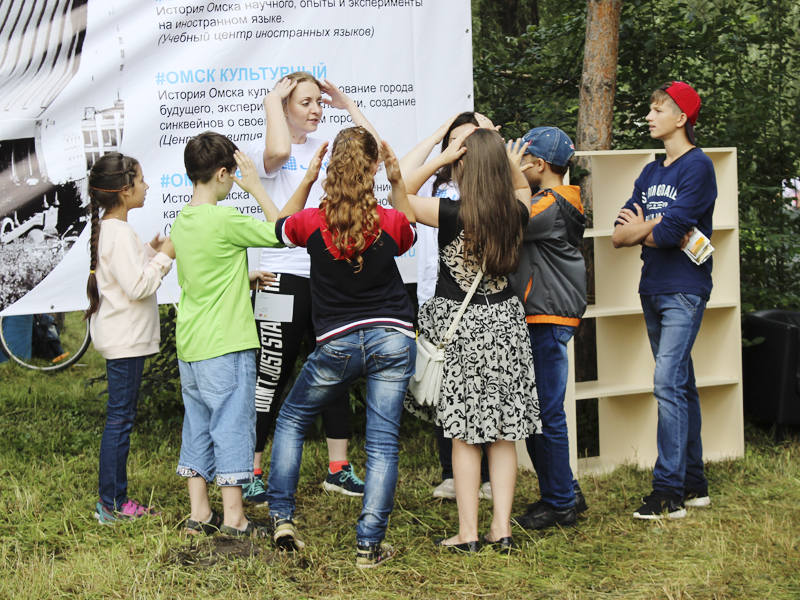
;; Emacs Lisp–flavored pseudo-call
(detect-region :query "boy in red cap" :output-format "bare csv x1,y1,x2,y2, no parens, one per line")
611,81,717,519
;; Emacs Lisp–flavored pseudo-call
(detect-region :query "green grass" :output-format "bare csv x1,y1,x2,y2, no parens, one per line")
1,348,799,599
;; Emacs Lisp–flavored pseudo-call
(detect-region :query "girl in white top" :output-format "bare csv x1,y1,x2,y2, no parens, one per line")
84,152,176,524
244,72,381,501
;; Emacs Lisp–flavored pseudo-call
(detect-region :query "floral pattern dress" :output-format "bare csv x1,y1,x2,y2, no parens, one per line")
405,199,540,444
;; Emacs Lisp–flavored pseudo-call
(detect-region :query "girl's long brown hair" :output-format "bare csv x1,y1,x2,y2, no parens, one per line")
84,153,139,320
321,126,381,272
453,128,523,278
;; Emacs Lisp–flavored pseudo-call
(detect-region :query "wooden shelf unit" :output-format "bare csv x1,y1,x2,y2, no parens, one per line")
516,148,744,475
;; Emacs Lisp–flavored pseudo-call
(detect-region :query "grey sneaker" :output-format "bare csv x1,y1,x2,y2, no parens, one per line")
479,481,493,501
270,516,305,551
432,478,456,499
356,543,396,569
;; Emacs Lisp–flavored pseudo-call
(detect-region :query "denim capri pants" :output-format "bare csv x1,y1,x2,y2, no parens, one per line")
176,349,257,486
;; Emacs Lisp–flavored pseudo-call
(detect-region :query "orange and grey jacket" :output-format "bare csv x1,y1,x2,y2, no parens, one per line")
509,185,587,326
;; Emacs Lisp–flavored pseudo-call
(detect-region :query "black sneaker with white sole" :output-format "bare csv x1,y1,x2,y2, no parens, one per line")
684,489,711,507
633,490,686,520
525,487,589,515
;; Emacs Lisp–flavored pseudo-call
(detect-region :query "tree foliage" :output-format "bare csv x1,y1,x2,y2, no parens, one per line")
473,0,800,310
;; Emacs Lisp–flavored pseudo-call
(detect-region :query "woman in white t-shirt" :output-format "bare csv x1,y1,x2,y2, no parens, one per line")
244,71,381,504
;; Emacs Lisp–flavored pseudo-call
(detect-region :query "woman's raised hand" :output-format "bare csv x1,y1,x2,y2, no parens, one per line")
382,141,402,185
265,77,297,103
319,79,350,110
304,141,329,184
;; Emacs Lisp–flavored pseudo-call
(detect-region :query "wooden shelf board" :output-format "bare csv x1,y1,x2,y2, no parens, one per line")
583,301,738,319
584,223,737,239
574,375,739,400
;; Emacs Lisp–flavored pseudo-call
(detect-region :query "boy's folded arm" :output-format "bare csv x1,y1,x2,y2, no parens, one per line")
651,162,716,248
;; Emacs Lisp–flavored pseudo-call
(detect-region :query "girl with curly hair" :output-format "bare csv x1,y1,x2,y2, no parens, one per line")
265,127,417,569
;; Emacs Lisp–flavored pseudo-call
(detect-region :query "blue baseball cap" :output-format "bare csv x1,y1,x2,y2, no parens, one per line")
522,127,575,167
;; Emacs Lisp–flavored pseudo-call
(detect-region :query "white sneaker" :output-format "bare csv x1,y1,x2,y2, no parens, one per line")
479,481,493,501
684,495,711,507
432,478,456,499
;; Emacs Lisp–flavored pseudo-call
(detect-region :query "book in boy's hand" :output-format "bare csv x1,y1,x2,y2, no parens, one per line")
683,227,714,265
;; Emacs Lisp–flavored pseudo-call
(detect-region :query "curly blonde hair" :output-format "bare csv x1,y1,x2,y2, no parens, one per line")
321,126,381,272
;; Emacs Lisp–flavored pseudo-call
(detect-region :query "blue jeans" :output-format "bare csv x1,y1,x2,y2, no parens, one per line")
267,328,415,545
177,350,257,486
99,356,146,510
641,293,708,496
524,324,579,510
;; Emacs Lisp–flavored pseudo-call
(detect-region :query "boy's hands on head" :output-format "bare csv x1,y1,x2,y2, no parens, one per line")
440,126,475,164
303,141,328,185
383,141,403,185
232,150,265,196
506,138,530,170
249,269,276,290
506,139,532,195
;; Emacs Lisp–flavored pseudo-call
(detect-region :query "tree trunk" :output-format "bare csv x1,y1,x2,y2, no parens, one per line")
574,0,622,386
576,0,623,218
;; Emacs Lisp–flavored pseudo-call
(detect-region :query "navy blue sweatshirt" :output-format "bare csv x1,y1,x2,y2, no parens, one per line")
617,148,717,300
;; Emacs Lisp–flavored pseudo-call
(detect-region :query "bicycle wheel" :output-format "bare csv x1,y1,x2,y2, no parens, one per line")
0,311,91,372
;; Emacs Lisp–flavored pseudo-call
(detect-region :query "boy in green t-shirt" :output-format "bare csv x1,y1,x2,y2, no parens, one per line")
171,131,326,537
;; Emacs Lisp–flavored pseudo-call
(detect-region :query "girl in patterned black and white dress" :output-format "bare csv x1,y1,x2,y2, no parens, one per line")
407,129,540,551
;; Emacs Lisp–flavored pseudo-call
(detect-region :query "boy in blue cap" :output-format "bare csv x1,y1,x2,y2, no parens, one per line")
509,127,589,530
612,81,716,519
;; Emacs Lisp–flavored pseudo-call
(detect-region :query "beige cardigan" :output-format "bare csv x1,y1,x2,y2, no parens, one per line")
89,219,173,360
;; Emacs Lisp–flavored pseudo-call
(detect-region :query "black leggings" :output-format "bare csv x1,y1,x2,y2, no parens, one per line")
254,273,350,453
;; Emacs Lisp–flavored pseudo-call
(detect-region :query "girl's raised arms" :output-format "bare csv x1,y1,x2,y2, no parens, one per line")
280,141,329,218
383,141,414,224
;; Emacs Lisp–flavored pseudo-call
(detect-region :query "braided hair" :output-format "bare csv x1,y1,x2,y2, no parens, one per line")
84,153,140,320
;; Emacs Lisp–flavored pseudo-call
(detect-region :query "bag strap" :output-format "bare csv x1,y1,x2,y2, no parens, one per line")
439,268,484,348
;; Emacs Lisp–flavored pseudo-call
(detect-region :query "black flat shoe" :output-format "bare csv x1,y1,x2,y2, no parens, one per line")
433,538,482,553
482,534,514,554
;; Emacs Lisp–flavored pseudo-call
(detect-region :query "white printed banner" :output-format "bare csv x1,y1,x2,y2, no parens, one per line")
0,0,473,316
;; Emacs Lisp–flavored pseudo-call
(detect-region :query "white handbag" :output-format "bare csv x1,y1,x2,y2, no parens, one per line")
408,270,484,406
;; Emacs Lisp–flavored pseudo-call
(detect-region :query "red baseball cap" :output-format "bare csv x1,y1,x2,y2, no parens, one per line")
662,81,701,144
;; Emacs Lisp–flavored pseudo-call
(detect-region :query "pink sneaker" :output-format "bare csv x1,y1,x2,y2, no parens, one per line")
118,499,159,518
94,499,159,524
